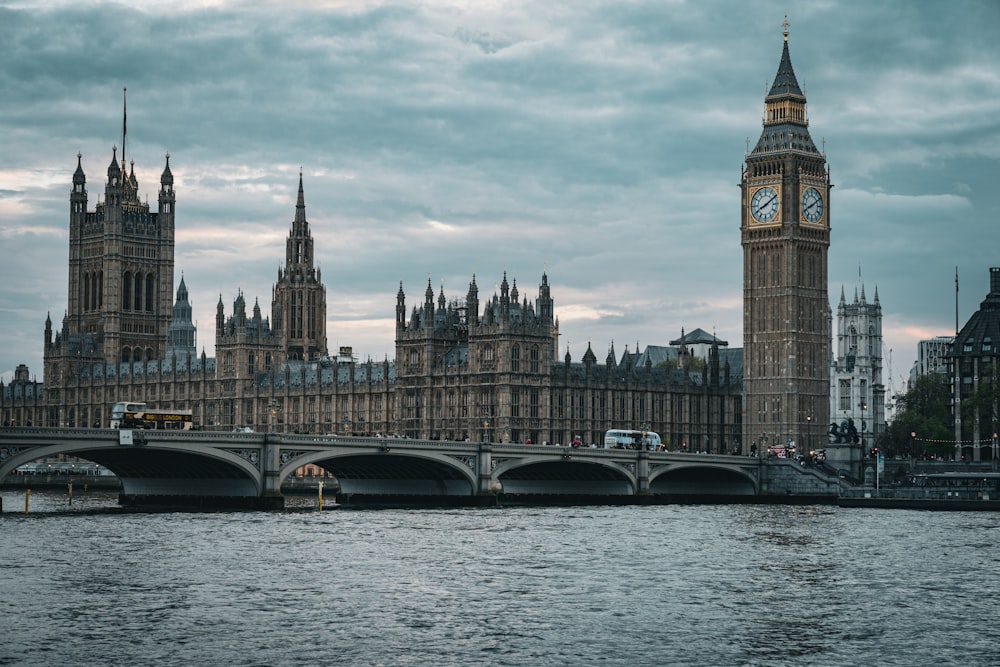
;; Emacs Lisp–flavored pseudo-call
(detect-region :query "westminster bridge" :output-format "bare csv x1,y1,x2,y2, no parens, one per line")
0,427,844,508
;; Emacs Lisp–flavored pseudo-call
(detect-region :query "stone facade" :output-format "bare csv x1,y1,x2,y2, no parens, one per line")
1,144,744,450
9,36,861,450
741,26,831,457
827,284,885,476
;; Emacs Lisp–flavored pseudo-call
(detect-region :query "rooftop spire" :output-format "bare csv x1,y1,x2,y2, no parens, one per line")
294,169,306,226
768,21,804,99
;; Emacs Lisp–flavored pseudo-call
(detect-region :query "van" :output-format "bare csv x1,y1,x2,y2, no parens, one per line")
603,429,662,451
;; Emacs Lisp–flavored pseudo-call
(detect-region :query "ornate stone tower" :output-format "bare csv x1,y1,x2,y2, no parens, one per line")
394,272,558,442
45,133,176,386
272,172,328,362
165,275,198,365
829,284,885,457
741,20,831,456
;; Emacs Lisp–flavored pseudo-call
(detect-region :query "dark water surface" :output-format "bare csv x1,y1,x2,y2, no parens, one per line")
2,490,998,666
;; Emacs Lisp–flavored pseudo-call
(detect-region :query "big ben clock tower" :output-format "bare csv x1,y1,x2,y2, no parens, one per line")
742,18,830,458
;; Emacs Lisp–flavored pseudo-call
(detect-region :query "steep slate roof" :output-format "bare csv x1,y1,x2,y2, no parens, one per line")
952,267,1000,358
669,328,728,346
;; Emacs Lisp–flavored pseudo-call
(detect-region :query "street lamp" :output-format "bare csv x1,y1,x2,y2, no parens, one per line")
268,398,281,433
860,402,868,452
993,431,998,470
806,414,812,460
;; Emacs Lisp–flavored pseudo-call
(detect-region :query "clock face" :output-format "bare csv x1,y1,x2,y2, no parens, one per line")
802,187,824,223
750,186,779,223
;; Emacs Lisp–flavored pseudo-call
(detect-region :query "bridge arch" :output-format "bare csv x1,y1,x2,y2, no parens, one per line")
492,454,636,496
1,439,263,498
280,448,478,497
649,462,759,496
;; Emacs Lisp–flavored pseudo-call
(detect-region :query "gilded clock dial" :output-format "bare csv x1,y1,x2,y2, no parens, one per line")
802,187,824,223
750,186,779,223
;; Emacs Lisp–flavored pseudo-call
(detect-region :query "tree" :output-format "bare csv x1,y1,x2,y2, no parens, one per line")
880,373,954,458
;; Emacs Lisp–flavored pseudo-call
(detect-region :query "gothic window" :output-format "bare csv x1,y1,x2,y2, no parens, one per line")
248,353,256,374
530,346,539,373
868,325,874,357
530,390,539,419
511,389,520,417
134,273,142,312
848,326,858,354
839,379,851,412
511,345,520,372
225,352,234,374
121,347,131,363
122,272,132,310
146,274,154,313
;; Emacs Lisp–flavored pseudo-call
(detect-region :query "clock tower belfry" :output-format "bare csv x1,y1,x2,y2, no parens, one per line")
741,19,830,458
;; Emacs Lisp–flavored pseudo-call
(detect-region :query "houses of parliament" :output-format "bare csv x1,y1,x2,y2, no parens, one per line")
2,29,837,456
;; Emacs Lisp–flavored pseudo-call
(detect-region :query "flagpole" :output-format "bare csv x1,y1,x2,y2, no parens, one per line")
122,86,127,166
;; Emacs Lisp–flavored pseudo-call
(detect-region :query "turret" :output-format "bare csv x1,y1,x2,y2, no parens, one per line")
466,275,479,327
396,282,406,331
71,153,87,220
424,278,434,330
105,145,124,208
538,271,553,325
159,153,175,215
216,295,225,336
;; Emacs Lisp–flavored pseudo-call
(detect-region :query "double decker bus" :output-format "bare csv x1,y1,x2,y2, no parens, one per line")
110,402,194,430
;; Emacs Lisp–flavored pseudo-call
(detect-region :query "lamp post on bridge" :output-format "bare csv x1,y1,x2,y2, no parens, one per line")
806,414,813,462
481,410,491,443
993,431,998,471
268,399,281,434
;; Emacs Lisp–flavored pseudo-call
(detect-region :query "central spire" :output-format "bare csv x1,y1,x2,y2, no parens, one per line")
294,169,307,228
750,20,819,156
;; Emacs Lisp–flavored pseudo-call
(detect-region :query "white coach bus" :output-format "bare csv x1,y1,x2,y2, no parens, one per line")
603,429,662,451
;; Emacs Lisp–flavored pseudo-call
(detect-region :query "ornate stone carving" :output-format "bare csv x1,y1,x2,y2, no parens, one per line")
226,448,260,467
279,450,308,465
0,446,27,462
449,455,475,470
491,457,513,472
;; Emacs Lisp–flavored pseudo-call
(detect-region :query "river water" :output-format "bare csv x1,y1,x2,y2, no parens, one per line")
1,489,998,666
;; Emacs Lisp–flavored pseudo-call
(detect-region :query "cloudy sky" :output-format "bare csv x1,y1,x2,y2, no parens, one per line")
1,0,998,393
